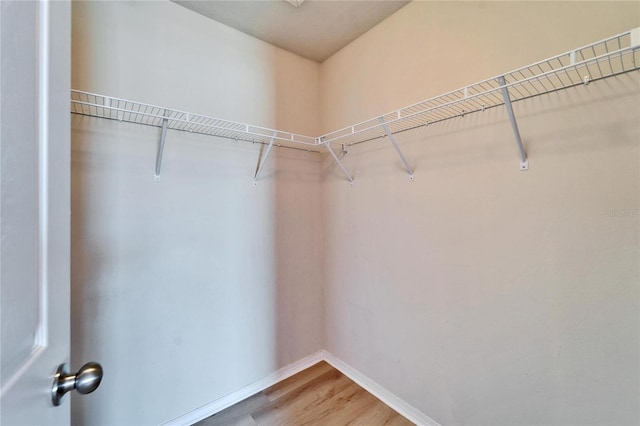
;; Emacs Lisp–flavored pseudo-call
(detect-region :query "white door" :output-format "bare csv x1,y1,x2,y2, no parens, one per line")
1,1,72,424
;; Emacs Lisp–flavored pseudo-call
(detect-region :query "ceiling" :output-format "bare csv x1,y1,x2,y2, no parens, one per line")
172,1,410,63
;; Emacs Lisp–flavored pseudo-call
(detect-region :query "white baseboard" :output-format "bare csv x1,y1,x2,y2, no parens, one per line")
320,350,441,426
164,349,440,426
163,350,325,426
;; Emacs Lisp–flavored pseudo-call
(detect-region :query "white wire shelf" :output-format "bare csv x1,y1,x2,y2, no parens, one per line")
319,28,640,148
70,90,319,152
70,28,640,182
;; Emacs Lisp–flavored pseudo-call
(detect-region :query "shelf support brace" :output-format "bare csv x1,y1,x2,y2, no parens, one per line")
322,138,353,184
154,110,170,181
378,117,414,181
498,76,529,171
254,131,278,185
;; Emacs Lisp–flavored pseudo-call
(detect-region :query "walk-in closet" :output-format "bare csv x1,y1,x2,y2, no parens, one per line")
1,1,638,425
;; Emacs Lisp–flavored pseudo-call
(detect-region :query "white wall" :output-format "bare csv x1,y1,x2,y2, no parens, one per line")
70,2,323,424
321,2,639,425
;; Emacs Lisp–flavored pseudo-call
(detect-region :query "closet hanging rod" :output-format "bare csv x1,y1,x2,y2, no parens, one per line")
319,27,640,147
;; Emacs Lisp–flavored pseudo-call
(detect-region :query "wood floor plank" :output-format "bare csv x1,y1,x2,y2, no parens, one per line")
347,400,413,426
193,363,415,426
264,376,364,426
194,393,270,426
387,413,416,426
281,381,363,426
314,384,380,425
262,361,334,402
252,370,352,425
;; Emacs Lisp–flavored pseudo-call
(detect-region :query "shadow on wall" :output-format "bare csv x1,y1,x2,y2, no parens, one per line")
69,117,324,425
270,48,325,374
69,1,325,424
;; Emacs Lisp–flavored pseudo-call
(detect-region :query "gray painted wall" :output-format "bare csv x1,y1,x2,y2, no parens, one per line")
70,2,323,424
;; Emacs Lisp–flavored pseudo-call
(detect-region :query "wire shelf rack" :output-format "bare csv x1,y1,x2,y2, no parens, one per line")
70,28,639,181
319,28,640,147
70,90,319,152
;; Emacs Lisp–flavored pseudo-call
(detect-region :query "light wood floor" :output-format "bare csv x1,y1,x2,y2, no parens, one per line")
194,361,414,426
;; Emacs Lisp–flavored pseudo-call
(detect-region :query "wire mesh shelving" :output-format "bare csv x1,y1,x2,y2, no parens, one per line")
71,28,640,182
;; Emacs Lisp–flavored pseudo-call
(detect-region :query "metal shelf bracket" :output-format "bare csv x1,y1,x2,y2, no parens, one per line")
322,138,354,185
497,76,529,171
253,132,278,185
154,110,170,181
378,117,414,181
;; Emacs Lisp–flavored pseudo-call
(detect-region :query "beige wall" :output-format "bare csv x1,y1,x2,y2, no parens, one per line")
321,2,639,425
321,1,640,132
71,1,640,425
70,1,323,424
72,1,321,136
